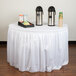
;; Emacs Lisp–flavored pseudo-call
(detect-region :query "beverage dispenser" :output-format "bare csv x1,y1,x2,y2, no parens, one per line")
48,6,56,26
36,6,43,26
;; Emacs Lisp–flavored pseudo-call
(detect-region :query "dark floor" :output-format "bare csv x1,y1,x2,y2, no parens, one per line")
0,44,76,76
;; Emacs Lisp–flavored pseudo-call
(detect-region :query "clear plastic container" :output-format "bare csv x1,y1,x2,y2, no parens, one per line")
19,14,24,23
59,12,63,27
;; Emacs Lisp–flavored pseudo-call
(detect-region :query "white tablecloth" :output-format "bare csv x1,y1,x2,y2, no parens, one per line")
7,23,69,72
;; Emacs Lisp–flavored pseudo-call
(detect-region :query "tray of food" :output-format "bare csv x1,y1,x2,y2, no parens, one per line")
18,21,34,28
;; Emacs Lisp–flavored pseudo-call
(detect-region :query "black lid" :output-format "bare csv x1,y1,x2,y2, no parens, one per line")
36,6,43,12
48,6,55,12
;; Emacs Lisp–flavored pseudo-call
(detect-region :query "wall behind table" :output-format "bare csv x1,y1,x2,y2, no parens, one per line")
0,0,76,41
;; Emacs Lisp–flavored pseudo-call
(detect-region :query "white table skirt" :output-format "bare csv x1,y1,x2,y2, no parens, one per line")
7,23,69,72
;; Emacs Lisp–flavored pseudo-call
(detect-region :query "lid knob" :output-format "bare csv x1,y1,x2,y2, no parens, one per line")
36,6,43,12
48,6,55,12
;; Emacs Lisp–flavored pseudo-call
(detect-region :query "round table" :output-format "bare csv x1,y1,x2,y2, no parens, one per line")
7,23,69,72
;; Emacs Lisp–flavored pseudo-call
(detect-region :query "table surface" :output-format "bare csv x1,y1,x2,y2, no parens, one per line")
7,23,69,72
9,23,68,32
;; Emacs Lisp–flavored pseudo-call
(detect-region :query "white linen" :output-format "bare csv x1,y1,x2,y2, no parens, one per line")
7,23,69,72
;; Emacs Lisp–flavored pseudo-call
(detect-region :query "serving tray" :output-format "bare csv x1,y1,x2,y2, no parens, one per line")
18,22,34,28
